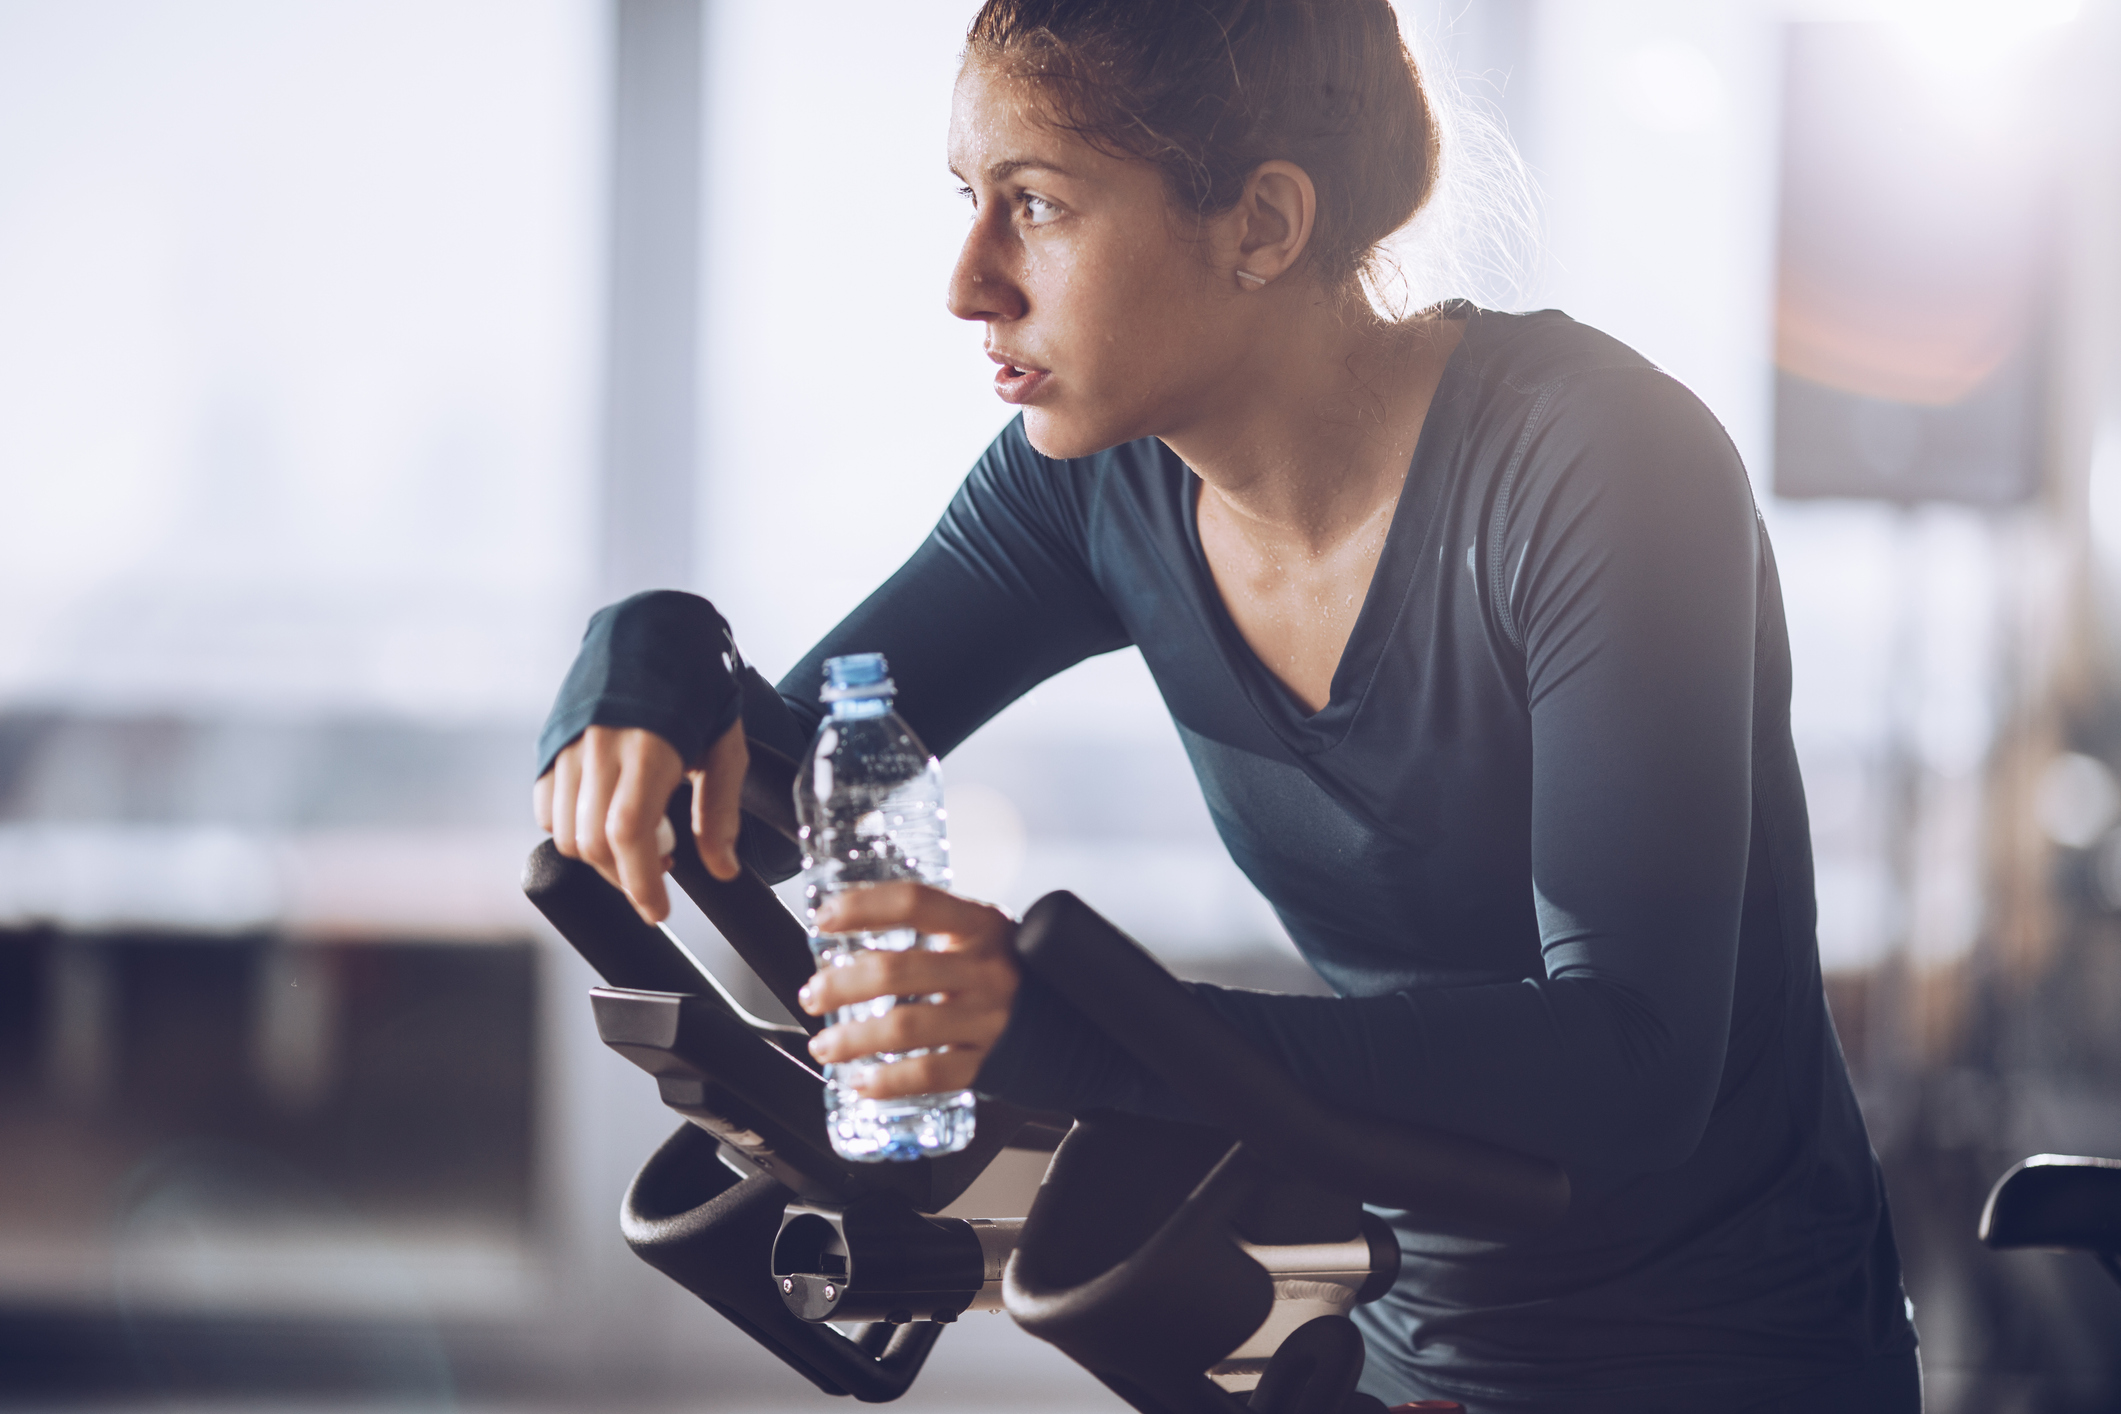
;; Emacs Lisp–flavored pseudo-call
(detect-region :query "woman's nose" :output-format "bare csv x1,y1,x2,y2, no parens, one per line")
946,216,1026,325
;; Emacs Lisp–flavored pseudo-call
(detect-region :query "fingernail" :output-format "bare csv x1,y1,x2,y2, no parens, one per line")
807,1037,826,1058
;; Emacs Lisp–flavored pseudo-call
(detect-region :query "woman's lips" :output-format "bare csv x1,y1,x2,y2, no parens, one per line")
992,361,1051,405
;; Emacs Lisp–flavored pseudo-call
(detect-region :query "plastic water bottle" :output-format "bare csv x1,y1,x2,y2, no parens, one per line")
796,653,975,1162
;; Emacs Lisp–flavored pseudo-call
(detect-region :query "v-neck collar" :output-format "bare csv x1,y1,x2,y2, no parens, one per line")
1175,302,1485,757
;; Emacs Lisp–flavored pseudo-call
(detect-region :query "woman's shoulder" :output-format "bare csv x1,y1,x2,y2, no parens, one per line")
941,416,1180,567
1450,305,1741,469
1453,304,1667,398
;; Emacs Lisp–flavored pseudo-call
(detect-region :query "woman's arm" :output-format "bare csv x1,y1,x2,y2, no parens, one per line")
977,369,1762,1176
534,593,761,915
773,419,1131,759
534,417,1131,912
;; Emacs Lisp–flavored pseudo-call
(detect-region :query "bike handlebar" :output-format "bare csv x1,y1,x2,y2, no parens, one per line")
525,738,1571,1237
1013,890,1571,1237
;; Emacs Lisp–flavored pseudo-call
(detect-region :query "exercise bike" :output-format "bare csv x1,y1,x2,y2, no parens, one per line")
1979,1153,2121,1290
523,741,1571,1414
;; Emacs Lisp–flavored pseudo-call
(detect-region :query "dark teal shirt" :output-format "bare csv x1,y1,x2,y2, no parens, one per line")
543,307,1915,1407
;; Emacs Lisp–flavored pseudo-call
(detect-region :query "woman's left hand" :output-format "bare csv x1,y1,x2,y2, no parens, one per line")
799,882,1020,1098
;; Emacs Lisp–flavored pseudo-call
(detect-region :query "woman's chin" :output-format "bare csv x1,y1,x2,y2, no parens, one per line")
1020,406,1138,463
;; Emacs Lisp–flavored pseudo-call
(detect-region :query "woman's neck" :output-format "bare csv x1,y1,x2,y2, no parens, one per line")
1174,292,1464,715
1161,294,1463,558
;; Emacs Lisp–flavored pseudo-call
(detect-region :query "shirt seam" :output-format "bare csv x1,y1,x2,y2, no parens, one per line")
1482,362,1703,659
1486,384,1556,655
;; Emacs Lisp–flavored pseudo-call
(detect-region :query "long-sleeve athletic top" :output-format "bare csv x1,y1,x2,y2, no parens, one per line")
537,306,1916,1410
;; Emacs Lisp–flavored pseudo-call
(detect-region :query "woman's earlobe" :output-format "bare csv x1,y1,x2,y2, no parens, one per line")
1235,268,1268,289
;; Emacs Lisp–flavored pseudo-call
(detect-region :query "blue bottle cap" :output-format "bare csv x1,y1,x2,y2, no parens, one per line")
821,653,894,702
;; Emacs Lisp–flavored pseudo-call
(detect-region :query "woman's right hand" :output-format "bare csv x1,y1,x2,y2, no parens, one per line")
533,719,750,923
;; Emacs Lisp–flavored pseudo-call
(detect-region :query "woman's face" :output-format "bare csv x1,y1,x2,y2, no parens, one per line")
946,56,1247,460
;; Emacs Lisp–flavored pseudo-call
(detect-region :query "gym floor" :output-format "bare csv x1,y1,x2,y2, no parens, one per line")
0,1306,1125,1414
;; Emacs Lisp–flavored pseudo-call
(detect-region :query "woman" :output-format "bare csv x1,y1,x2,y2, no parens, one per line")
534,2,1920,1409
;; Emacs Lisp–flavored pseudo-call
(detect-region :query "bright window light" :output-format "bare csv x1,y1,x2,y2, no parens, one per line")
1785,0,2085,73
1785,0,2083,53
1889,0,2083,74
1621,38,1727,134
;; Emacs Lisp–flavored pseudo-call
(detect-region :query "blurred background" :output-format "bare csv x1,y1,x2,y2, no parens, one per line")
1,0,2118,1410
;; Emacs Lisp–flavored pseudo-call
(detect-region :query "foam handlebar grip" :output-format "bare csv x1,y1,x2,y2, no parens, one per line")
522,839,716,995
1013,891,1571,1237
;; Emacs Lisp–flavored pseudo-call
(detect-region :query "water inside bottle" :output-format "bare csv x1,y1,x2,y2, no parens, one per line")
799,662,974,1162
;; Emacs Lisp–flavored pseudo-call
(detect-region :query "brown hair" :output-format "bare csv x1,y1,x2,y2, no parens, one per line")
964,0,1441,292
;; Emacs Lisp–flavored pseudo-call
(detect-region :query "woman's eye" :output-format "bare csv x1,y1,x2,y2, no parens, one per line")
956,184,977,209
1020,194,1060,225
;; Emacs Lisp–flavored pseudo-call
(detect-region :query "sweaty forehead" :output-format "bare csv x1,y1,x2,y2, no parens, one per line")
948,57,1069,175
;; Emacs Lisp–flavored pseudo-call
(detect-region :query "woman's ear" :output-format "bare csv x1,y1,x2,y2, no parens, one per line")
1220,159,1317,291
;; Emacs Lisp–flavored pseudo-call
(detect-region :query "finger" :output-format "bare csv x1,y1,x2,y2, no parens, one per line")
606,799,671,925
808,1000,1009,1064
801,949,1016,1016
550,747,583,859
573,729,623,877
533,770,554,833
814,882,1010,950
609,733,683,923
694,720,748,881
845,1050,987,1101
